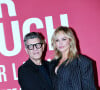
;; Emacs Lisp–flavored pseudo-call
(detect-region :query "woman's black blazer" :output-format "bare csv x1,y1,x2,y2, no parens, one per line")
49,55,96,90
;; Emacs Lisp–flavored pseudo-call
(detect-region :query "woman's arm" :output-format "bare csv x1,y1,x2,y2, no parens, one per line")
79,55,96,90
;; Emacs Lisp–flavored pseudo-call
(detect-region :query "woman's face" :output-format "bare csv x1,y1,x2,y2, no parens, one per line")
55,31,70,53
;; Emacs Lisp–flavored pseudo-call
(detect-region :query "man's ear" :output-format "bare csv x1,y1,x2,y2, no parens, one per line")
25,48,28,54
42,39,46,51
42,43,45,51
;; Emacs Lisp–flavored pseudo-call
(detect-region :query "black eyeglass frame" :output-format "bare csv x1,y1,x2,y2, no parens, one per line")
26,43,43,50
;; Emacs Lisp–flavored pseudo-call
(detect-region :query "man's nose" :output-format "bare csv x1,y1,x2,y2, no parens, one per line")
33,45,37,50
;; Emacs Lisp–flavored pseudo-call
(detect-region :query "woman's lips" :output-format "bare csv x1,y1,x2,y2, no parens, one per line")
59,46,64,49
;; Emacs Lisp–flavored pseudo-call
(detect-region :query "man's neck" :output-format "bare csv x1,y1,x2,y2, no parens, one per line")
30,58,42,65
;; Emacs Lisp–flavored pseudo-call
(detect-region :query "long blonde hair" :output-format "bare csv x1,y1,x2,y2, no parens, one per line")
51,26,79,61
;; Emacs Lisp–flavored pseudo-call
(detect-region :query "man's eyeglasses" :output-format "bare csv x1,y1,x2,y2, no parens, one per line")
27,43,43,50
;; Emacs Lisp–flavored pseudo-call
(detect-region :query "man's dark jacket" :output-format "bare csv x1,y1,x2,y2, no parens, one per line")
18,59,53,90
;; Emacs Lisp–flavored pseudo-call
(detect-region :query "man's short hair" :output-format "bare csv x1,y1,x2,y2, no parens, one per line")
24,32,45,47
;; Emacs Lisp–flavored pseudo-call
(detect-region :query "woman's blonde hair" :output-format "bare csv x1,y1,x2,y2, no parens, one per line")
51,26,79,61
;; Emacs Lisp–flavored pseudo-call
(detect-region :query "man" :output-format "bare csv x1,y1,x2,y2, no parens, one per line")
18,32,53,90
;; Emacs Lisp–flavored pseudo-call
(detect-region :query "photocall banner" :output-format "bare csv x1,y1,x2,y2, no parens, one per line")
0,0,100,89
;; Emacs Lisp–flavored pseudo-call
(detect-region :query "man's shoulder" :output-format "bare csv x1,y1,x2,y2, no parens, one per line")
18,60,31,72
42,60,51,68
42,60,50,64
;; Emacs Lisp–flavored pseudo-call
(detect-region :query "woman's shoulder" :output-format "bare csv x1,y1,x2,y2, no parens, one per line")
48,58,59,69
50,58,60,65
78,54,93,67
79,54,92,62
49,59,56,66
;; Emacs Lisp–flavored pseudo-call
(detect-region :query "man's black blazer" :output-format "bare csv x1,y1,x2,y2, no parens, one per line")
18,59,53,90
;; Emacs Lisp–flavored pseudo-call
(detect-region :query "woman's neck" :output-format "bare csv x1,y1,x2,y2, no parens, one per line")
61,49,69,61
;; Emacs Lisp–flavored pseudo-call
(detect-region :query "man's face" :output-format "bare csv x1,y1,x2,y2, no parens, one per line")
26,38,44,61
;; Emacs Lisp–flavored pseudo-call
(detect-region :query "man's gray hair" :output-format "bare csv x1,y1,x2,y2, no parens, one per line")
24,32,44,47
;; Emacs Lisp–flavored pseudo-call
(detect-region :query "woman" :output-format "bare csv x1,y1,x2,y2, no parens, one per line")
50,26,96,90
